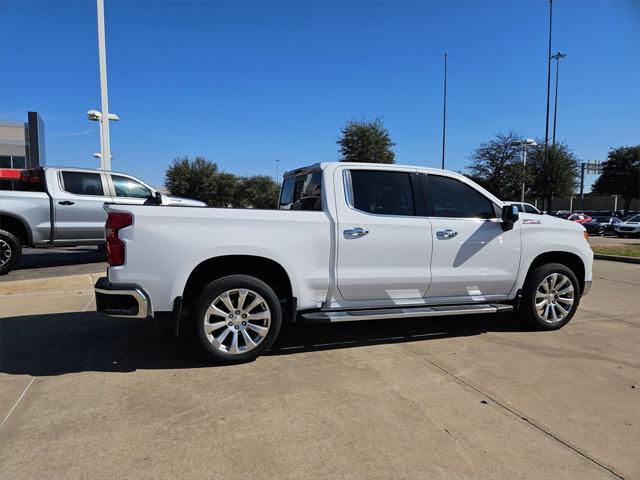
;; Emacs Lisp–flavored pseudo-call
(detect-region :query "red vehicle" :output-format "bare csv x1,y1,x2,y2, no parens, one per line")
568,213,592,224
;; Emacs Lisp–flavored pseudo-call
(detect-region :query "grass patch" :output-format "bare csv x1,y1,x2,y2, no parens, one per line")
591,245,640,258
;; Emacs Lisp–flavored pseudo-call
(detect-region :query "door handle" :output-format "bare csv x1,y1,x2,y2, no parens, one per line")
58,201,75,206
436,229,458,240
344,227,369,238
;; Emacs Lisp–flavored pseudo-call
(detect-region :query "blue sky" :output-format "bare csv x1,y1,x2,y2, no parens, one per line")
1,0,638,190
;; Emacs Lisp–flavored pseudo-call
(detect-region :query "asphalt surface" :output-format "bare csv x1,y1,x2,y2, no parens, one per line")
0,260,638,479
0,246,107,282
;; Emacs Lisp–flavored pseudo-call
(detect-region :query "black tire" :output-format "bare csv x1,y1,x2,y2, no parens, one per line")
0,229,21,275
519,263,581,331
598,226,605,236
191,274,282,364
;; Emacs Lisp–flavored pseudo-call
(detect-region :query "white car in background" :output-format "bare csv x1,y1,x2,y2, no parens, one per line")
615,214,640,237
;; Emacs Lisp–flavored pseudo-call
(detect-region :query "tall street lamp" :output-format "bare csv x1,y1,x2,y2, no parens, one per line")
514,139,537,203
87,109,119,168
551,52,567,145
92,0,117,171
543,0,554,185
441,52,448,170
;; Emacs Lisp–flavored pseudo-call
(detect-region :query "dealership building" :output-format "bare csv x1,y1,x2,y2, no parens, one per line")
0,111,46,171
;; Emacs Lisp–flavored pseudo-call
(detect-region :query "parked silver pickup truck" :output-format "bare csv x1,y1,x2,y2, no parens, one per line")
0,166,205,274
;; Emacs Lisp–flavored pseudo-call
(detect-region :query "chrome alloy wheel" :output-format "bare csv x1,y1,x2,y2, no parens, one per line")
0,239,11,267
535,273,575,323
203,288,271,354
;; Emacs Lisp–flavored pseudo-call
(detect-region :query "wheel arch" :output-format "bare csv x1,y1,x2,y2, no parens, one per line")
181,255,295,320
0,213,32,245
526,251,586,294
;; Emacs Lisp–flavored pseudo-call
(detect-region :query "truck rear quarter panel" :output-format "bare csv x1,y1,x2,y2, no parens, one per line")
107,205,331,312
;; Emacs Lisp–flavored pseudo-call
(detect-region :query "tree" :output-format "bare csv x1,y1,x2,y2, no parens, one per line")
465,132,529,199
527,142,579,211
165,156,279,209
165,156,218,206
592,145,640,213
211,172,238,208
337,118,395,163
235,175,280,209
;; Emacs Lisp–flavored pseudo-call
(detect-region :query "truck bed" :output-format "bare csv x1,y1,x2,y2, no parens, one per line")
106,204,332,312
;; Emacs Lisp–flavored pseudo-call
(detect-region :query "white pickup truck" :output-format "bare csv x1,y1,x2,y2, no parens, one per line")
95,162,593,364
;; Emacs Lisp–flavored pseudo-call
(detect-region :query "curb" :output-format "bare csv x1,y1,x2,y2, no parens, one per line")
0,272,105,295
594,254,640,265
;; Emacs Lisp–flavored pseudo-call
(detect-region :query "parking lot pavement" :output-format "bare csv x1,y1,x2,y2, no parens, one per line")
0,260,638,479
0,246,107,282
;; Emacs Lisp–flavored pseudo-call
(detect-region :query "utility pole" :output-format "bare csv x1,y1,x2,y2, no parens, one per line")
543,0,554,188
551,52,566,145
579,162,586,210
441,53,447,170
96,0,112,170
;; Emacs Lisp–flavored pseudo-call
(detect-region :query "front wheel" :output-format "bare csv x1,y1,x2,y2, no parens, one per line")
519,263,581,330
598,226,605,236
192,275,282,364
0,229,21,275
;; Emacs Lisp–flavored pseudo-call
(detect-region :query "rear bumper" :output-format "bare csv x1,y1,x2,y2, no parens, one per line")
94,277,152,318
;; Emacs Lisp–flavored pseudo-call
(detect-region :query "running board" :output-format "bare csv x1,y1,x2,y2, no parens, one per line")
302,304,513,323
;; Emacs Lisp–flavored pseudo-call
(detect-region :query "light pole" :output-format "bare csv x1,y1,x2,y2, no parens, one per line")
93,0,117,170
551,52,566,145
441,52,447,170
275,159,280,181
543,0,554,190
87,109,119,168
514,139,537,203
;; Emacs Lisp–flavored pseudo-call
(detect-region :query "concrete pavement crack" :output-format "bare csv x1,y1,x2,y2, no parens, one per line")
401,343,626,480
0,296,95,433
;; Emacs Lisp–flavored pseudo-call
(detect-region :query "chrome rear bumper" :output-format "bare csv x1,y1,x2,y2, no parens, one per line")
94,277,152,318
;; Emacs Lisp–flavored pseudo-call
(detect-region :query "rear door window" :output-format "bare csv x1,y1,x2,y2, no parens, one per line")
60,171,104,196
348,170,415,216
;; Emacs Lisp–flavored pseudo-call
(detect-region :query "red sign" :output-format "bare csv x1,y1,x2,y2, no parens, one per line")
0,169,23,180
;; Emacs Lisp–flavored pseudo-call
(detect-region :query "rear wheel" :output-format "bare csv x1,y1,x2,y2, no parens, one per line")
0,229,21,275
519,263,580,330
192,275,282,364
597,226,605,236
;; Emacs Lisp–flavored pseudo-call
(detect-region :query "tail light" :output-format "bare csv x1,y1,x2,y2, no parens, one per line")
106,212,133,266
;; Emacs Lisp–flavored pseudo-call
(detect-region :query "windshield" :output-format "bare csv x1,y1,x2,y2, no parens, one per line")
626,215,640,222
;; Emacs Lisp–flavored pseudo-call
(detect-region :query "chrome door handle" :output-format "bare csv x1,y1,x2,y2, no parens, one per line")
344,227,369,238
436,229,458,240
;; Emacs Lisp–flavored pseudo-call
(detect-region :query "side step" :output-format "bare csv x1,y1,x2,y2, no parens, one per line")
302,304,513,323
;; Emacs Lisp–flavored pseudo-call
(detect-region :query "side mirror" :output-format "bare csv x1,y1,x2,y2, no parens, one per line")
145,191,163,206
501,205,519,231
